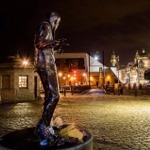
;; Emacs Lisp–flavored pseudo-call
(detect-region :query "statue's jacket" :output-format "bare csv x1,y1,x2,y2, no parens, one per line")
34,21,56,72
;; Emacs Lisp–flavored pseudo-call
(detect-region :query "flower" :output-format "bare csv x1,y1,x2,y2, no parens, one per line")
53,116,63,128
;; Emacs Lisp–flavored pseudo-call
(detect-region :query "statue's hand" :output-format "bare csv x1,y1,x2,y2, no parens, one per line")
54,38,69,53
50,40,60,48
57,38,68,45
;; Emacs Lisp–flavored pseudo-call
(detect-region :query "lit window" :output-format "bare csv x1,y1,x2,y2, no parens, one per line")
19,75,28,88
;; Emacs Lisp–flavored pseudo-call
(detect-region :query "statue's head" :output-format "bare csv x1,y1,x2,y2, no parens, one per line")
46,12,61,30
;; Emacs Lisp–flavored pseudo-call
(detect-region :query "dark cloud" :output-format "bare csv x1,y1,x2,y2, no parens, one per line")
0,0,150,65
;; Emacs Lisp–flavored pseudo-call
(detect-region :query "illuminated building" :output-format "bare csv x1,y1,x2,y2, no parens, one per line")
55,53,116,87
55,53,89,86
0,52,117,102
0,54,40,102
110,49,150,87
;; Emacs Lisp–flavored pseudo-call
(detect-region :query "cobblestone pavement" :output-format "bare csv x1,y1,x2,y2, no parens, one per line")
0,94,150,150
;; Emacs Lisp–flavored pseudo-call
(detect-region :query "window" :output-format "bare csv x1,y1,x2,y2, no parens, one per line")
2,75,10,89
56,58,85,70
19,75,28,88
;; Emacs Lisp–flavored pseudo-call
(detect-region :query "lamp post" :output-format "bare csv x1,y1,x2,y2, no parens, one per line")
126,65,131,87
88,52,91,87
102,50,105,87
58,72,62,87
99,67,102,87
136,62,139,85
117,56,120,85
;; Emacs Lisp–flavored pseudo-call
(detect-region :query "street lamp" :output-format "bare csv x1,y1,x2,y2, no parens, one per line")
117,56,120,85
88,52,91,87
82,73,86,85
22,59,29,67
136,62,140,85
94,55,99,61
58,72,62,86
58,72,62,77
102,50,105,87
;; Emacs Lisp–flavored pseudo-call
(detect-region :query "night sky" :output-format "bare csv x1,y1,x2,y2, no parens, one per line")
0,0,150,65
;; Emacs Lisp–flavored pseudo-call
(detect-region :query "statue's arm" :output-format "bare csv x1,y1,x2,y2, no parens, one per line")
34,22,68,53
34,22,56,49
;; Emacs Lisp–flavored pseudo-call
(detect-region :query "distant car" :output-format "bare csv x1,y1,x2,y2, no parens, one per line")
145,83,150,88
105,86,115,94
60,85,71,93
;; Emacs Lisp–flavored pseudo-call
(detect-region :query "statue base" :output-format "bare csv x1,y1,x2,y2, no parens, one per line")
0,127,93,150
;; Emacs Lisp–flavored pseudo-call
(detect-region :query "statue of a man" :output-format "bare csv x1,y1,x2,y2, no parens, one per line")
34,12,62,146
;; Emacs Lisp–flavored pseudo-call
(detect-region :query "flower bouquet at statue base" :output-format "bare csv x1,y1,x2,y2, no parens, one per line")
35,116,88,148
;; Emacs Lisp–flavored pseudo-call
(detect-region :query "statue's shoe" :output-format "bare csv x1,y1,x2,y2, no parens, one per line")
34,122,45,139
40,139,49,146
34,120,55,146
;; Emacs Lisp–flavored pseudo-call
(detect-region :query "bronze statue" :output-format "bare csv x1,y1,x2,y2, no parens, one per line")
34,12,66,146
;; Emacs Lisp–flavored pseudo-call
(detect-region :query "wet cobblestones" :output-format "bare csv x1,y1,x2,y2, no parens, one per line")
0,94,150,150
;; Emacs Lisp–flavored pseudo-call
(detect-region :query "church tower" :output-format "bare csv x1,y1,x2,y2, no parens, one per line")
134,50,140,65
110,51,118,67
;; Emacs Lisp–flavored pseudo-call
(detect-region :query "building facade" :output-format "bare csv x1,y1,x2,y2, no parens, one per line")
0,52,116,102
110,49,150,87
0,54,40,102
55,53,89,86
55,52,116,88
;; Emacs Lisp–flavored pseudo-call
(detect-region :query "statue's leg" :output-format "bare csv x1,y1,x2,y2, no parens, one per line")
41,69,60,126
35,70,50,143
35,69,60,145
38,71,49,100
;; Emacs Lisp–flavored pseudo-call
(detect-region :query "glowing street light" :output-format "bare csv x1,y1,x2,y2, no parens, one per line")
67,74,70,78
94,55,99,61
82,73,86,77
58,72,62,77
22,59,29,67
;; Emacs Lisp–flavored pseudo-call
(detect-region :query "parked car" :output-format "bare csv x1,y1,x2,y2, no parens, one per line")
104,86,115,94
145,83,150,88
60,85,71,93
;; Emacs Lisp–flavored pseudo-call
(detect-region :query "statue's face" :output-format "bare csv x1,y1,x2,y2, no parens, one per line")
54,18,61,30
50,16,61,31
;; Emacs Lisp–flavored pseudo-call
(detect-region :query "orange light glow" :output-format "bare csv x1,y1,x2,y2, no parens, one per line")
58,72,62,77
22,59,29,67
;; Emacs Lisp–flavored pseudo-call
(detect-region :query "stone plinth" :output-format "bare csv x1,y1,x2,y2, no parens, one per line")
0,127,93,150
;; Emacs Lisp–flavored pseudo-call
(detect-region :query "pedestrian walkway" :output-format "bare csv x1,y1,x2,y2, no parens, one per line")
0,95,150,149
